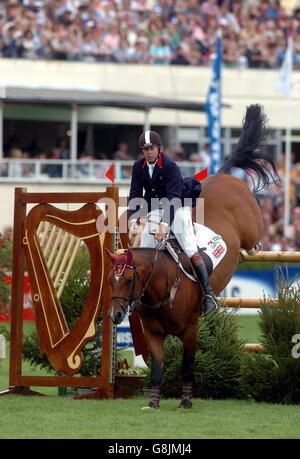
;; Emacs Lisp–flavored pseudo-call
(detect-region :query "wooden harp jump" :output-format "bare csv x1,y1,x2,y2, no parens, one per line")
23,203,105,376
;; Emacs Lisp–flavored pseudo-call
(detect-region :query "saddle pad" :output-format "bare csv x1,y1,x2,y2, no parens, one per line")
193,223,227,269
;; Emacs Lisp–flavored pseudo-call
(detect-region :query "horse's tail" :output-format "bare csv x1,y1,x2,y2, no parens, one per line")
218,104,281,192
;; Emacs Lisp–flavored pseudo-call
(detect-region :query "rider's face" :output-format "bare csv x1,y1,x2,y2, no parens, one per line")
142,145,159,164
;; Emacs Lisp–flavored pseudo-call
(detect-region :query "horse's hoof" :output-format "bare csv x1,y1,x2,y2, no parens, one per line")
178,400,192,409
141,404,159,410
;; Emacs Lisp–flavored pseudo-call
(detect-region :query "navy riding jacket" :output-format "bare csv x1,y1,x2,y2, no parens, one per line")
129,153,201,226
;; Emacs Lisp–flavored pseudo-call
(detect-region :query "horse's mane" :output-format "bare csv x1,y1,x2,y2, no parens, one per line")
132,248,157,253
219,104,281,192
132,247,159,261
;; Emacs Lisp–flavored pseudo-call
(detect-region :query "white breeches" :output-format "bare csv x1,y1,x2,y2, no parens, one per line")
140,207,198,258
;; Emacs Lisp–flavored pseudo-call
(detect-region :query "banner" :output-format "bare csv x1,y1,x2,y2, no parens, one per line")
0,274,35,322
275,34,293,237
206,30,222,175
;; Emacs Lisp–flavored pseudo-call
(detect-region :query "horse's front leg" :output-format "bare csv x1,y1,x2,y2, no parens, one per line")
179,324,198,409
142,330,164,409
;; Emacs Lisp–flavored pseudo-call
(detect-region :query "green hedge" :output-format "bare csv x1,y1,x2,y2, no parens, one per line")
240,275,300,404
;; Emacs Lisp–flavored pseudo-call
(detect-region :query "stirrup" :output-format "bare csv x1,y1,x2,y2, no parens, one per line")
202,294,217,316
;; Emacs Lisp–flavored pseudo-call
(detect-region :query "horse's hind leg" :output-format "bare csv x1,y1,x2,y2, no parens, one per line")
179,324,198,409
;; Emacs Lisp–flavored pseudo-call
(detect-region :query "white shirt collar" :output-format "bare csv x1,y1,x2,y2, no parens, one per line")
147,159,157,178
147,159,157,168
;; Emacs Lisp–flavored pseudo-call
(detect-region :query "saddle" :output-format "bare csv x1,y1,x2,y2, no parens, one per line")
160,237,213,280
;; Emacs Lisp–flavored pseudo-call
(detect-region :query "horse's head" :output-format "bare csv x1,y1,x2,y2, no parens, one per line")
105,248,138,325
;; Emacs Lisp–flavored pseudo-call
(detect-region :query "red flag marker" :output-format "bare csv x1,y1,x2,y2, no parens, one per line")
194,167,208,182
105,162,115,186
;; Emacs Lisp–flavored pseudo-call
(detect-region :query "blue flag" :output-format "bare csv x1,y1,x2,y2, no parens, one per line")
206,31,222,175
275,35,293,98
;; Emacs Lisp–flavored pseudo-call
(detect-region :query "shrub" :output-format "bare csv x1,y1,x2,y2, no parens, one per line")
240,272,300,404
142,306,247,400
0,228,13,319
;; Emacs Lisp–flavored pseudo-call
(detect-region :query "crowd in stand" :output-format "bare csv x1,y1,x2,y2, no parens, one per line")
0,0,299,68
255,153,300,252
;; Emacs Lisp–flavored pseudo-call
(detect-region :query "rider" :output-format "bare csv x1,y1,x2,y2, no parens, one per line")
128,130,218,315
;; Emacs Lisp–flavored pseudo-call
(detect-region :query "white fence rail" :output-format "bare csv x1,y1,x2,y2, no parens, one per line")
0,159,204,184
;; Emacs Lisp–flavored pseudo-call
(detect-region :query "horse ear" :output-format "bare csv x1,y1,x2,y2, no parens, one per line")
126,248,134,266
104,248,117,264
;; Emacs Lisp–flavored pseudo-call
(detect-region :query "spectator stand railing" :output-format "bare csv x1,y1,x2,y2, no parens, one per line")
0,160,204,183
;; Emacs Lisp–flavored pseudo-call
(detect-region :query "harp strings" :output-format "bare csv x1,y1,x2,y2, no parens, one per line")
36,221,81,299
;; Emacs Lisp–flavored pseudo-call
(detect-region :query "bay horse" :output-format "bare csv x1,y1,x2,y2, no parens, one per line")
105,104,280,409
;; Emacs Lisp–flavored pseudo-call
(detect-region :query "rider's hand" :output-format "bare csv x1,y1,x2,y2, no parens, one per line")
129,220,139,237
154,222,168,242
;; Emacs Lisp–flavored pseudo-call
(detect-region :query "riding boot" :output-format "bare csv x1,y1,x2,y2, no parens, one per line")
190,252,218,316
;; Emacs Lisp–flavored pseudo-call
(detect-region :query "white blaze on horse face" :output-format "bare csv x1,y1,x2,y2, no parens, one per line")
109,305,114,320
115,275,120,282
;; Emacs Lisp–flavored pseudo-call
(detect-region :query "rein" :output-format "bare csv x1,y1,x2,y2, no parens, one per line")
110,246,180,314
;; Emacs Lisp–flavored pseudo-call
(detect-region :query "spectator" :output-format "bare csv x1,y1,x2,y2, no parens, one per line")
76,151,95,177
149,36,171,65
103,22,120,53
113,142,132,160
112,36,130,63
222,39,248,68
170,45,190,65
41,148,63,178
8,148,31,177
50,26,69,60
2,26,22,57
198,143,211,170
245,37,266,68
57,137,70,160
78,29,99,61
21,28,37,59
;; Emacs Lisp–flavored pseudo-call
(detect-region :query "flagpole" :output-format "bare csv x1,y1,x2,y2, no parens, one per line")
283,35,293,237
205,28,222,175
284,89,291,237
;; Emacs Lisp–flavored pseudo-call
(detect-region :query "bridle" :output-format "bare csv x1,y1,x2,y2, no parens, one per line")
110,249,159,316
110,264,141,316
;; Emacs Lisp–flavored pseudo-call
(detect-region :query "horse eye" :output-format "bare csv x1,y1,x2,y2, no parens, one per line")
125,278,133,286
